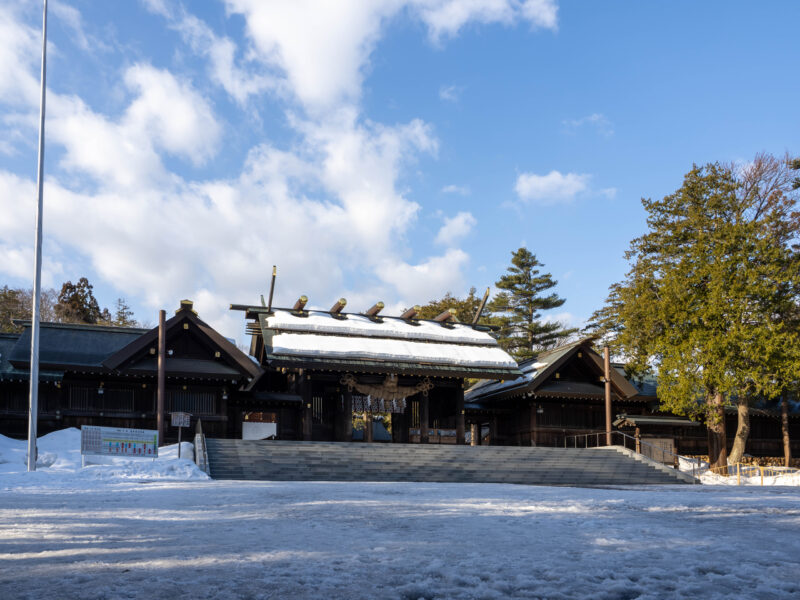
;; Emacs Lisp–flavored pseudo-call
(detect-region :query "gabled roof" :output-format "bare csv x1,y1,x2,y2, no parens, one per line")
237,306,521,380
8,322,148,371
465,338,640,404
103,301,261,380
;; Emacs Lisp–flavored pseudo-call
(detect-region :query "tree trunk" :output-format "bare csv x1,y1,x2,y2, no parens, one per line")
782,393,792,468
727,400,750,464
707,391,728,474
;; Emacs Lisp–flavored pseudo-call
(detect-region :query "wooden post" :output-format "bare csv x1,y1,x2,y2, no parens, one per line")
470,423,478,446
364,412,373,443
604,346,612,446
782,392,792,468
635,427,641,454
420,395,429,444
455,387,465,445
157,310,166,446
529,403,537,447
301,375,312,441
343,389,353,442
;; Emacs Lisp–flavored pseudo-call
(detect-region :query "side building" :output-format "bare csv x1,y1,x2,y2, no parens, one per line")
0,300,261,440
465,337,800,459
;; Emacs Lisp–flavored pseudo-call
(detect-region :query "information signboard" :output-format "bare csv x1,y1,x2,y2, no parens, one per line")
81,426,158,459
171,412,191,428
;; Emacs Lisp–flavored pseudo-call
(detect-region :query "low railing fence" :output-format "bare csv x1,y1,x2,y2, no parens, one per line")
700,462,800,486
564,430,701,480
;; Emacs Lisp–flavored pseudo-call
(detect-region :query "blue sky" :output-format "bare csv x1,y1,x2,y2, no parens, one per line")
1,0,798,340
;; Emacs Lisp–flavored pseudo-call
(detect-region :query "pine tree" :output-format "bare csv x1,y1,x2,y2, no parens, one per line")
113,298,137,327
488,248,576,360
591,159,800,470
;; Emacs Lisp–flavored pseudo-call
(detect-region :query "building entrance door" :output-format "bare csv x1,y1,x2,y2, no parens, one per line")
311,393,337,441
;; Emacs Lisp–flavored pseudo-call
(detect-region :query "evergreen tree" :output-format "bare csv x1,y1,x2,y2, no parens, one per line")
415,287,488,323
54,278,106,324
112,298,137,327
590,159,800,470
488,248,576,360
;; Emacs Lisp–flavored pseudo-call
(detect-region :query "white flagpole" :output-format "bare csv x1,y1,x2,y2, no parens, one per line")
27,0,48,472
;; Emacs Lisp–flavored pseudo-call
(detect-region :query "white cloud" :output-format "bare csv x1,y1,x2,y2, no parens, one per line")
435,211,477,246
562,112,614,137
0,2,560,341
515,170,590,204
441,184,470,195
376,248,471,304
225,0,559,111
43,63,221,188
521,0,558,30
439,84,461,102
123,64,221,165
144,3,276,105
51,2,111,54
600,187,617,199
0,6,40,108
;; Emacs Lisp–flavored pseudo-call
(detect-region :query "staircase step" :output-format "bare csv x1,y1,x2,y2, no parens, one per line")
204,440,694,486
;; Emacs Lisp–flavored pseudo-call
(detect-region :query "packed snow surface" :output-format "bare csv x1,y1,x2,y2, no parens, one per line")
2,432,799,599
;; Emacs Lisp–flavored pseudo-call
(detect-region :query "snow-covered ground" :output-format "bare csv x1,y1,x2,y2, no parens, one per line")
1,430,800,599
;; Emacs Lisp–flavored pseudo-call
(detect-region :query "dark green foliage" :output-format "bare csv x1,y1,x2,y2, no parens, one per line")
488,247,576,360
415,287,486,323
590,156,800,466
54,277,108,325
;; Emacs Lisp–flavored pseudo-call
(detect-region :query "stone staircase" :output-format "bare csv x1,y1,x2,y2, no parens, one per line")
204,440,696,486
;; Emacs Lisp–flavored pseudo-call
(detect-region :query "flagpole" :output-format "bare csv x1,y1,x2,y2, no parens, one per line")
27,0,48,472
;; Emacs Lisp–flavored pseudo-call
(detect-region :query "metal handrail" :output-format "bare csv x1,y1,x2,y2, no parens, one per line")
564,430,701,479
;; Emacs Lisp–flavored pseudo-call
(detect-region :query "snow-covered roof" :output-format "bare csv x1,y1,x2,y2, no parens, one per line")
256,308,521,378
465,338,641,404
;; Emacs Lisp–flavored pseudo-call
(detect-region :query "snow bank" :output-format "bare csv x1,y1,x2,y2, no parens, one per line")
678,455,800,486
0,428,209,487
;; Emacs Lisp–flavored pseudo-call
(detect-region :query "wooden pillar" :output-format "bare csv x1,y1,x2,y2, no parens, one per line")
364,411,373,443
470,423,479,446
529,403,537,447
343,389,353,442
157,310,166,446
635,427,641,454
604,346,612,446
782,392,792,468
455,387,465,445
420,394,429,444
301,375,312,441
